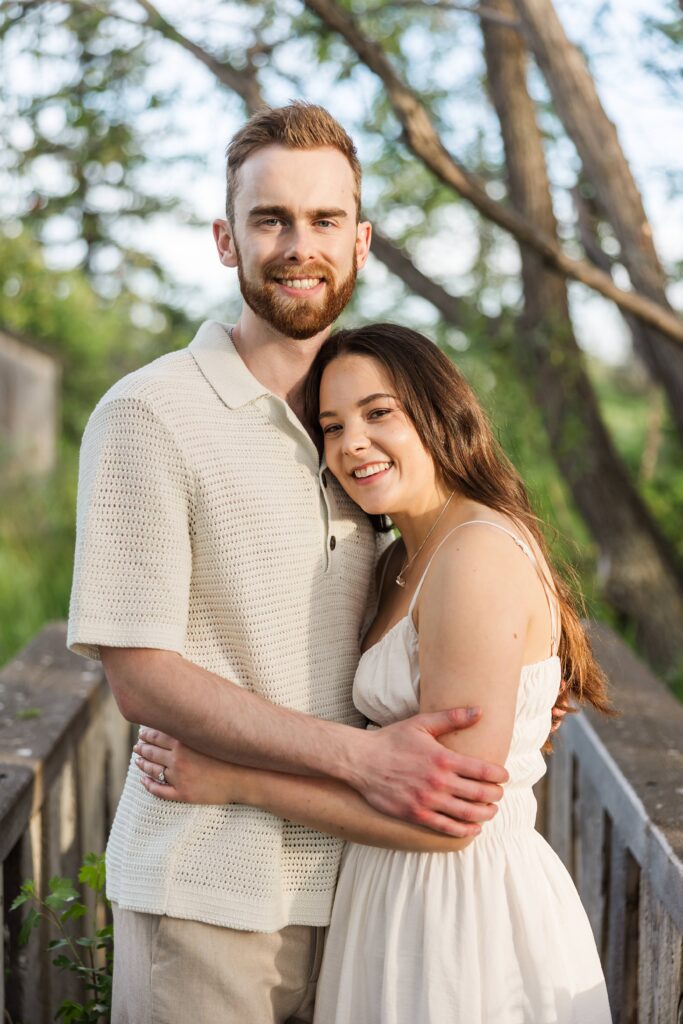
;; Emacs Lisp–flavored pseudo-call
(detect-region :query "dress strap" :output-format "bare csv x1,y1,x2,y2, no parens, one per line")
407,520,559,656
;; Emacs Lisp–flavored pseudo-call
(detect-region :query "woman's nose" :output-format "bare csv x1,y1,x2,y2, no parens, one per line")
342,426,371,454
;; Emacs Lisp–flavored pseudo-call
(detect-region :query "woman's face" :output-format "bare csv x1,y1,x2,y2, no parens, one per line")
318,353,442,518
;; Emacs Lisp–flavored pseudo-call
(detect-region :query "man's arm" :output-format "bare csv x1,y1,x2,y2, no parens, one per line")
103,646,507,835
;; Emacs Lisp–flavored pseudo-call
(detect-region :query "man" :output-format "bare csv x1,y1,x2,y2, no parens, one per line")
68,103,508,1023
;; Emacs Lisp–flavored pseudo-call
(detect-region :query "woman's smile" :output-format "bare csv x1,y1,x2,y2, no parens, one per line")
348,460,394,485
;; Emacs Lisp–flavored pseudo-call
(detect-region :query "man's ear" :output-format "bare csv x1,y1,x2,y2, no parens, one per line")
355,220,372,271
213,219,238,268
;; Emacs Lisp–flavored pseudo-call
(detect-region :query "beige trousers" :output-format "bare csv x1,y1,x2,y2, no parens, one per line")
111,904,325,1024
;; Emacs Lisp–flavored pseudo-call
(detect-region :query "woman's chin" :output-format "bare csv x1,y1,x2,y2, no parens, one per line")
353,495,392,517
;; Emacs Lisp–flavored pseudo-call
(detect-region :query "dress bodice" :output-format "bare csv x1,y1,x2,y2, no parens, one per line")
355,612,560,775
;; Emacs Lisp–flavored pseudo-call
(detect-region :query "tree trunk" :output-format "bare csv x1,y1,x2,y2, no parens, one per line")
300,0,683,346
513,0,683,438
481,0,683,669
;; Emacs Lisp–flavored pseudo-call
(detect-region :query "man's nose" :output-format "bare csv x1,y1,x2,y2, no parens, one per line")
282,223,315,262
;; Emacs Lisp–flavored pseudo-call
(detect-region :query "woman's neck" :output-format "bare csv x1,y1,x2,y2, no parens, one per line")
391,488,463,561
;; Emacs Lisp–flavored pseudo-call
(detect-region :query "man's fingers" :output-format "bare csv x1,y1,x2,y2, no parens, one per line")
423,793,498,824
414,811,482,839
437,775,504,806
436,749,509,785
419,706,482,738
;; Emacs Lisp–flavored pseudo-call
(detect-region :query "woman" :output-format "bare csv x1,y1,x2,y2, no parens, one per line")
135,324,613,1022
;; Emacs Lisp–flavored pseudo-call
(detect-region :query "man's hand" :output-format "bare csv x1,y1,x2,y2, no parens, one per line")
348,707,508,838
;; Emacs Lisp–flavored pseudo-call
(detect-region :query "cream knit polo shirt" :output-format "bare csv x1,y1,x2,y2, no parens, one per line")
68,320,378,931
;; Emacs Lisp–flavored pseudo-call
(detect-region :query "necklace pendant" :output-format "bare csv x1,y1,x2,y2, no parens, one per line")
395,573,407,588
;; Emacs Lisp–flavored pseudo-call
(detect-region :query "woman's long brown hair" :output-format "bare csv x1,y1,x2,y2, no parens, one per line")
303,323,612,717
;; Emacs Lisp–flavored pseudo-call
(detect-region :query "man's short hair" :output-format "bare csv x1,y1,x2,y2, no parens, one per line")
225,102,362,223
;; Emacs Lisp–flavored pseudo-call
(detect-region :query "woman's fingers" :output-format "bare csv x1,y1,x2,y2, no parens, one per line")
135,754,168,783
133,740,171,765
140,772,178,801
138,727,175,749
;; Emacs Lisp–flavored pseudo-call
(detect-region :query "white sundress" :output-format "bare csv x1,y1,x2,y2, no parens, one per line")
313,521,612,1024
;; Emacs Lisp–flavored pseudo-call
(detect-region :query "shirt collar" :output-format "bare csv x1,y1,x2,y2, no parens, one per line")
188,320,270,409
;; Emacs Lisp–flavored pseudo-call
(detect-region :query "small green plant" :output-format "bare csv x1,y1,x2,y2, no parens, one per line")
10,853,112,1023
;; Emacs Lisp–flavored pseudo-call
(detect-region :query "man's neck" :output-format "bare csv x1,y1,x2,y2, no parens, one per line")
230,307,332,421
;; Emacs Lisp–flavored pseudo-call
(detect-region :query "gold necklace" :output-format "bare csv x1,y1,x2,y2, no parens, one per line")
395,491,455,588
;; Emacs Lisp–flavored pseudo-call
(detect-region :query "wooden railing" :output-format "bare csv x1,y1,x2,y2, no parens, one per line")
536,623,683,1023
1,621,682,1022
0,624,133,1024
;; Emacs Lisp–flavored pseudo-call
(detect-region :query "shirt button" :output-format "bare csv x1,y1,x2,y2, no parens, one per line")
330,536,336,550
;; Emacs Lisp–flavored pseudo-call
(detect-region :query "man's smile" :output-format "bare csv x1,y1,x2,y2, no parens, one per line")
271,276,326,297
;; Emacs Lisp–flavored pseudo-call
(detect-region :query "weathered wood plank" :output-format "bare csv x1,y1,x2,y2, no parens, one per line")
574,763,607,947
638,874,683,1023
546,729,574,869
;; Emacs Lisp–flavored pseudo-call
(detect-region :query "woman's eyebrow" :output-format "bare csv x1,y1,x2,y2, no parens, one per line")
319,393,397,419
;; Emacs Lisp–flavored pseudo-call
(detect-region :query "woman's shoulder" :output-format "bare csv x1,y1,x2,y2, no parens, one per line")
422,507,543,599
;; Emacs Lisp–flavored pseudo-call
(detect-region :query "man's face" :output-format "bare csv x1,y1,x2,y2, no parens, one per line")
216,146,371,340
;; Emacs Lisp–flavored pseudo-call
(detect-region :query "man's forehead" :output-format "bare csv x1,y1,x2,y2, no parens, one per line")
235,144,357,212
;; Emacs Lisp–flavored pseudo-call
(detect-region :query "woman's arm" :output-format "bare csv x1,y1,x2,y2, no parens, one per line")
135,738,489,852
416,523,540,765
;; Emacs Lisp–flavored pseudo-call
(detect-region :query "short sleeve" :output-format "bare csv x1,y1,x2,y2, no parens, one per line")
67,397,194,660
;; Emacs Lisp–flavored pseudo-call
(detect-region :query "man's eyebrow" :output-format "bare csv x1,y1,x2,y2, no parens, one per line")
247,205,348,221
319,393,397,419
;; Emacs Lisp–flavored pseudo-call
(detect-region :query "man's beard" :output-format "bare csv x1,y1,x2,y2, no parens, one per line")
236,246,357,341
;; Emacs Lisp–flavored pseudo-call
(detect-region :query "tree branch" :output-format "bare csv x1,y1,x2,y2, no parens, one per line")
131,0,267,114
302,0,683,346
362,0,521,30
16,0,268,115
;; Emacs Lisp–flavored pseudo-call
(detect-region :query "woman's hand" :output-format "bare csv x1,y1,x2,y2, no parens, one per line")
133,727,247,804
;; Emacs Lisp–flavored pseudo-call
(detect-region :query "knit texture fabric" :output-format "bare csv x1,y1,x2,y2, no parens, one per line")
68,321,378,931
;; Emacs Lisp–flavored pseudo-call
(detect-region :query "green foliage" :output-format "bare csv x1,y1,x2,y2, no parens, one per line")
9,855,112,1023
0,228,193,443
1,2,187,296
0,228,197,665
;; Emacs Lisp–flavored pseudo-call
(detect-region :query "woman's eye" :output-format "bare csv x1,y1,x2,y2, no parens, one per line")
368,408,391,420
323,424,342,435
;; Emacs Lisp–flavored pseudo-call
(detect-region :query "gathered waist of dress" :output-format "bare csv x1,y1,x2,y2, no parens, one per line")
480,785,538,838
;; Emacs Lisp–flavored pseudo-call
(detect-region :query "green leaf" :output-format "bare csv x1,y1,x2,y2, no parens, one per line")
19,907,41,945
48,938,70,950
46,876,79,908
56,1000,85,1023
61,902,88,922
52,954,75,969
11,879,36,911
79,852,106,892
